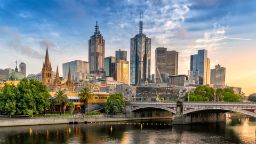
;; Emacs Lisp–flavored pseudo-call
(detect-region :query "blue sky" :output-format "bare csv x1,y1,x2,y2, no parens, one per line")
0,0,256,94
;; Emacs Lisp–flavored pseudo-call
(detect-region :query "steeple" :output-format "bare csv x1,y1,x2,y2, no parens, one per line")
54,66,61,86
15,60,18,72
68,65,71,82
139,12,143,34
44,46,50,65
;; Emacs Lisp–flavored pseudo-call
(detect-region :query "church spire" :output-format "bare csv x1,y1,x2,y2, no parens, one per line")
15,60,18,72
45,46,50,65
67,65,71,82
54,66,61,86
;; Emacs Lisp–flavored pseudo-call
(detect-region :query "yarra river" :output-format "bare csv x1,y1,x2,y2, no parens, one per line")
0,118,255,144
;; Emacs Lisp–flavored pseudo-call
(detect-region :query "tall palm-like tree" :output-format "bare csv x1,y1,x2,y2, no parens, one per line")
79,87,93,113
55,90,69,114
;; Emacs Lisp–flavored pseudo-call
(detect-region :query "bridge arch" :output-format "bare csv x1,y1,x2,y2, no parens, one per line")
132,106,176,114
183,107,256,117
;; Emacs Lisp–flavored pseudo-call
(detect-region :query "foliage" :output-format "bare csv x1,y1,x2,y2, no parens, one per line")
54,90,70,114
187,86,241,102
78,87,93,112
0,79,51,117
248,93,256,102
105,93,125,115
86,111,101,115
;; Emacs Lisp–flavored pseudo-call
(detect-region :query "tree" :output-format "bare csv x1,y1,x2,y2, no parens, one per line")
215,88,224,101
105,93,125,115
0,79,51,117
248,93,256,102
188,86,215,102
78,87,93,113
222,88,241,102
0,84,17,117
54,90,69,114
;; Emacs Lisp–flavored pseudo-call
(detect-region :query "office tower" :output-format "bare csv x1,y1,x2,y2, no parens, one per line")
130,19,151,85
88,21,105,75
210,64,226,87
19,62,26,76
63,60,89,82
116,60,129,84
104,56,116,79
115,49,127,62
155,47,178,83
42,47,52,85
190,49,210,85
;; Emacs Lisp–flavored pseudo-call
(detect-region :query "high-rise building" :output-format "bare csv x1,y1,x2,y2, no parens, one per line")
19,62,26,76
115,49,127,62
190,49,210,85
155,47,178,83
88,21,105,75
42,47,52,85
116,60,129,84
63,60,89,82
104,56,116,79
130,19,151,85
210,64,226,87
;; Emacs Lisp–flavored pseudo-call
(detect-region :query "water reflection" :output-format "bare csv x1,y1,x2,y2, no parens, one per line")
0,118,254,144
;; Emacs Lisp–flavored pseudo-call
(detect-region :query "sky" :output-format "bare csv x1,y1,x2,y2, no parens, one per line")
0,0,255,95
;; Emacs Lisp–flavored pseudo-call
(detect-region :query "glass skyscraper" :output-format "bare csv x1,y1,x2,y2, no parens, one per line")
130,20,151,85
115,49,127,62
190,49,210,85
63,60,89,82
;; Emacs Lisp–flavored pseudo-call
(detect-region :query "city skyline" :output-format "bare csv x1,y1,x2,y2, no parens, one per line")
0,0,255,94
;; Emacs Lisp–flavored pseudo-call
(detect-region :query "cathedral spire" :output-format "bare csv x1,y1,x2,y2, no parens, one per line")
15,60,18,72
45,46,50,65
67,65,71,82
54,66,61,85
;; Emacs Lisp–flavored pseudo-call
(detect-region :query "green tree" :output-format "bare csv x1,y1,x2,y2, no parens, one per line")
54,90,69,114
222,88,241,102
0,84,17,117
78,87,93,113
105,93,125,115
248,93,256,102
215,88,224,101
188,86,215,102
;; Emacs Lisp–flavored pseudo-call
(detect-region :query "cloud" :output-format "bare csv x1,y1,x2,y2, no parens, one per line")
0,26,44,59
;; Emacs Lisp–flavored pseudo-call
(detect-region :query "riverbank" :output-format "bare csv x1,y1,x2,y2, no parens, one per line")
0,115,172,127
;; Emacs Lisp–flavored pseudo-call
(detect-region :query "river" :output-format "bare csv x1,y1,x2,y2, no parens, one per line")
0,118,255,144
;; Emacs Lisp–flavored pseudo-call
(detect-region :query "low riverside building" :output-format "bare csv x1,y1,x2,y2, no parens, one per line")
49,90,110,112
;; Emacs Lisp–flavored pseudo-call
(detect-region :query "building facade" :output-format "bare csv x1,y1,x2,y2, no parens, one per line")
155,47,178,83
88,21,105,76
116,60,129,84
104,56,116,79
190,49,210,85
130,20,151,85
42,48,52,85
19,62,26,76
210,64,226,87
115,49,127,62
63,60,89,82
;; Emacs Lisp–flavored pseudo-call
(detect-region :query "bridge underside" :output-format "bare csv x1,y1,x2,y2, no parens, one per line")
132,108,174,118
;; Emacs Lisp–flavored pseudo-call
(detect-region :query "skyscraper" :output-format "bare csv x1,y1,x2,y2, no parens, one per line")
210,64,226,87
19,62,26,76
190,49,210,85
42,47,52,85
115,49,127,62
88,21,105,76
104,56,116,79
63,60,89,82
130,19,151,85
116,60,129,84
155,47,178,83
